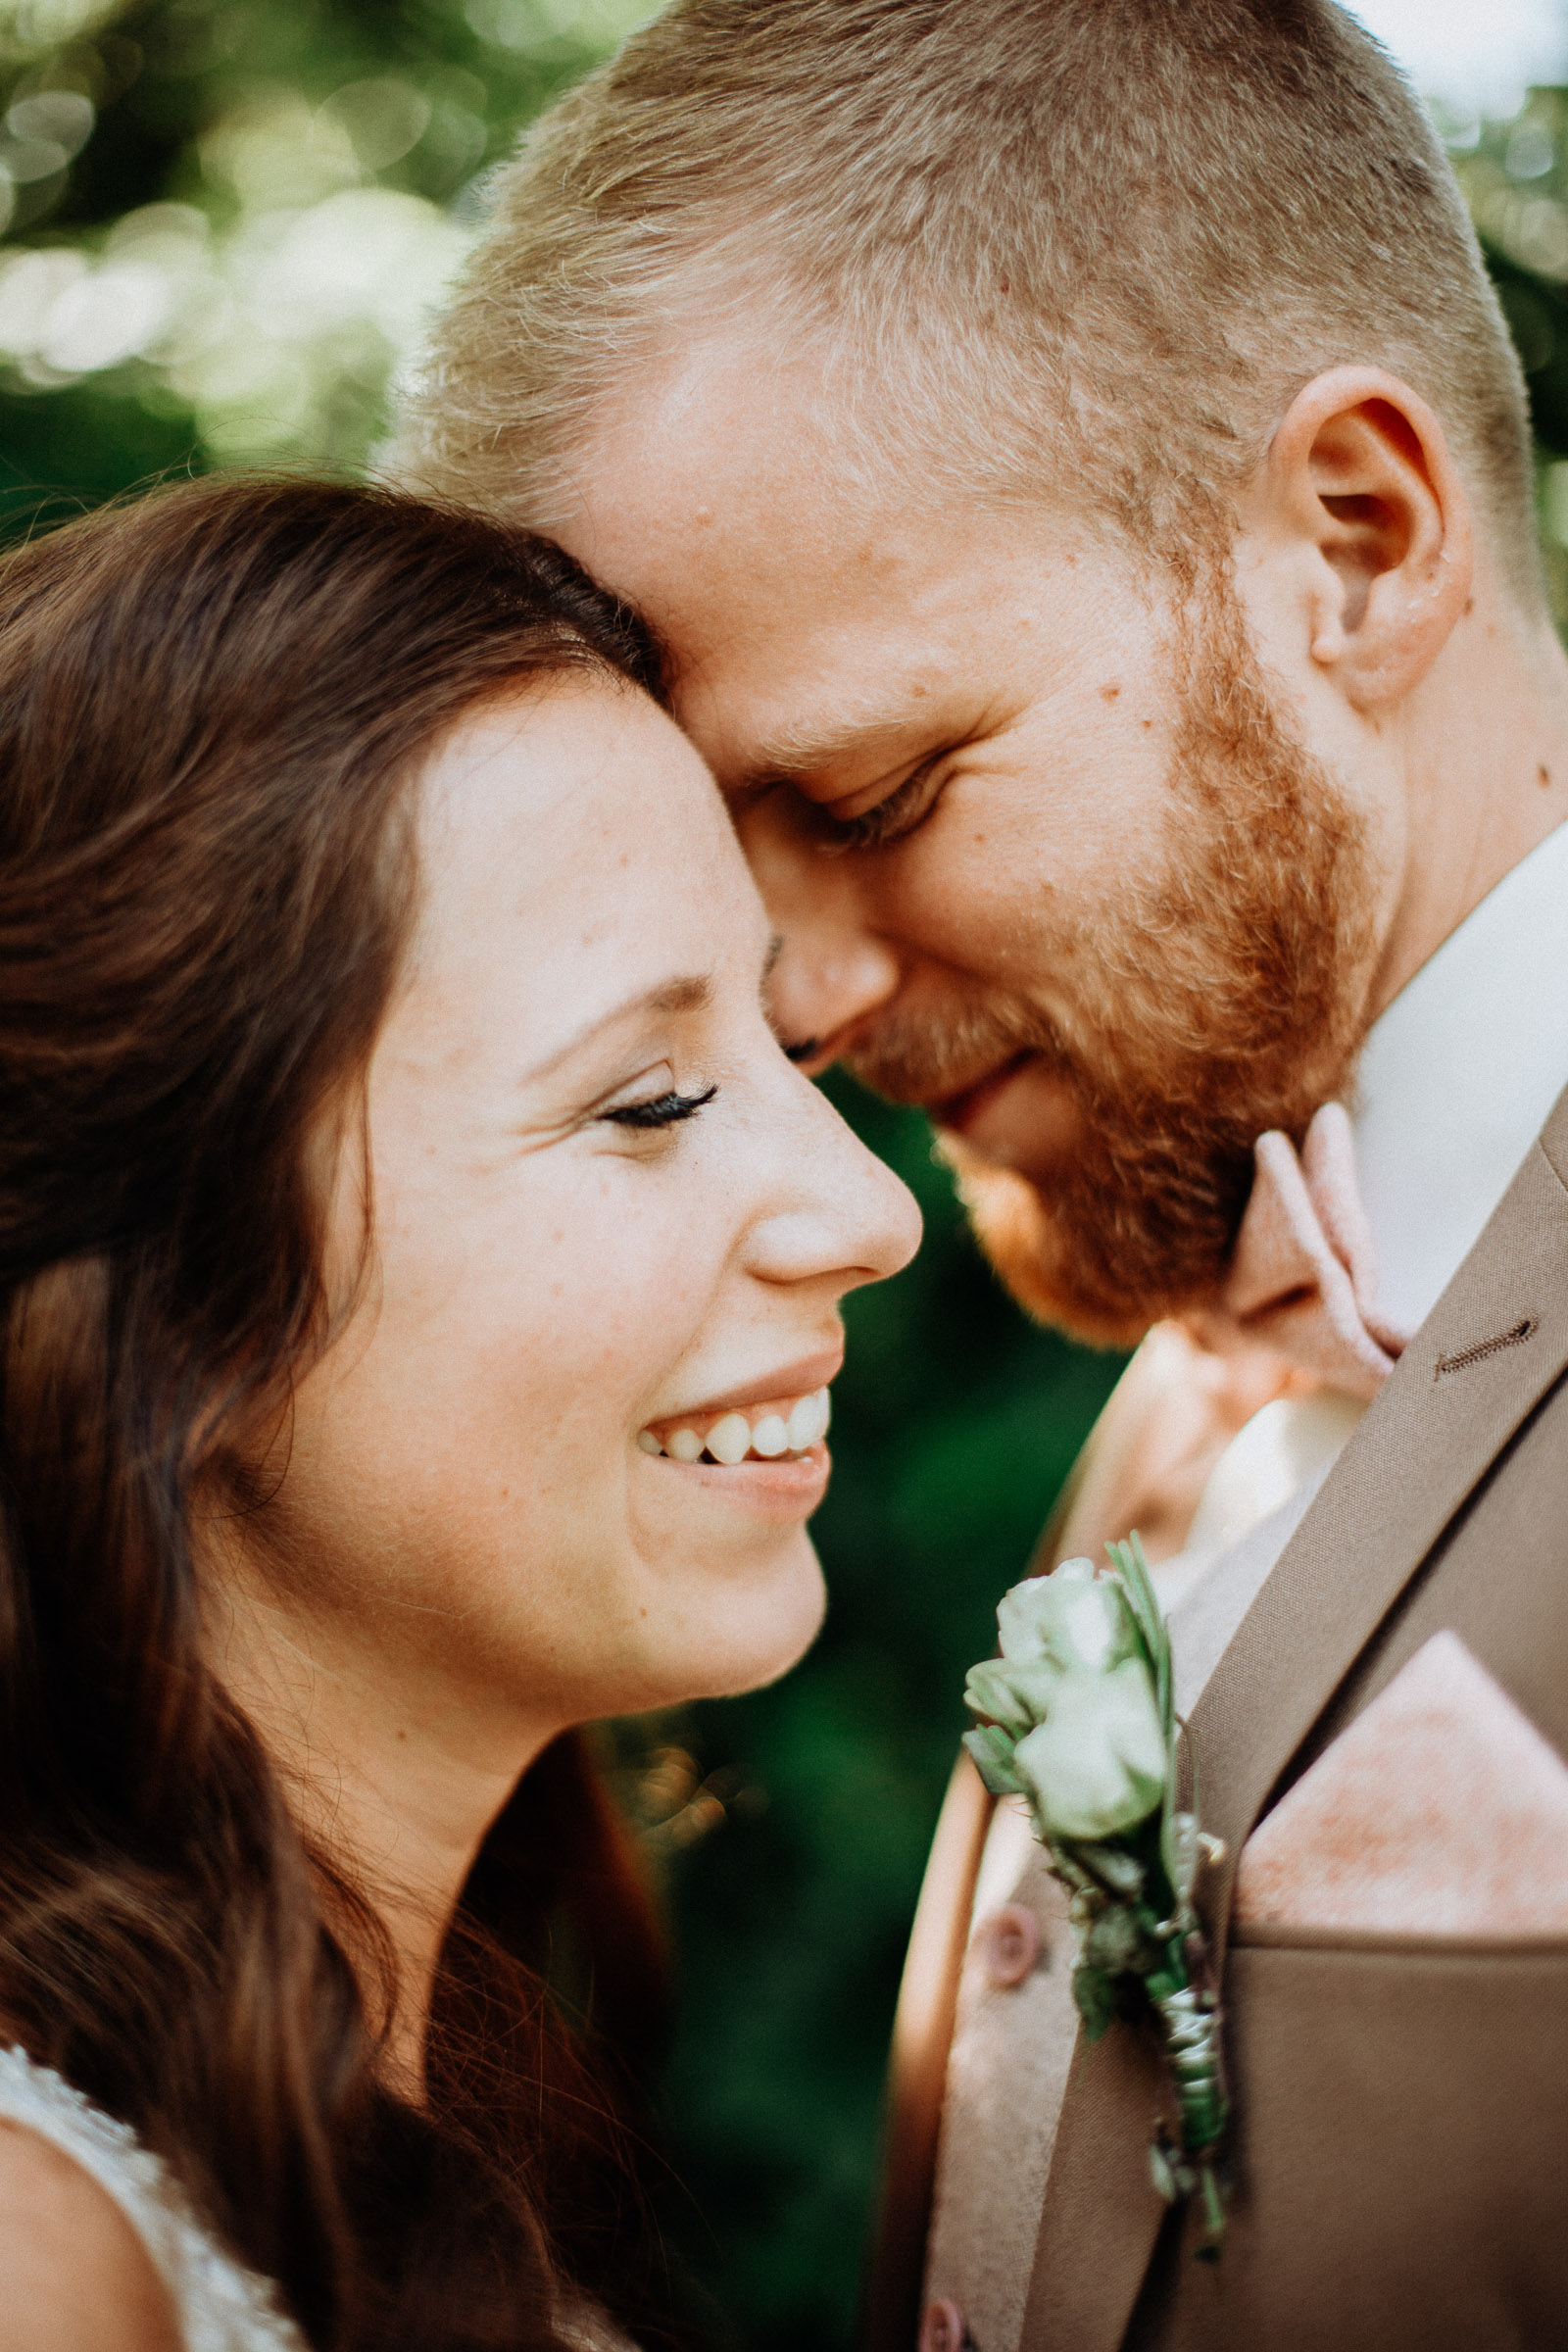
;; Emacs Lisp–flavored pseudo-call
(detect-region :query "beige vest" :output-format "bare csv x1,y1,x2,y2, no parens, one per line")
865,1087,1568,2352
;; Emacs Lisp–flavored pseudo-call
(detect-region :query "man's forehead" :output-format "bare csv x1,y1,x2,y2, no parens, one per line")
564,366,963,774
560,326,1125,782
567,332,863,565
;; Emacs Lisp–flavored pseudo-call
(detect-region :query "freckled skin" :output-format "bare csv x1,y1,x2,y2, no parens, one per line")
271,684,914,1733
208,680,919,2081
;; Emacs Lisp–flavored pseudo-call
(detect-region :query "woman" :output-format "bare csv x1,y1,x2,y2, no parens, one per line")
0,477,918,2350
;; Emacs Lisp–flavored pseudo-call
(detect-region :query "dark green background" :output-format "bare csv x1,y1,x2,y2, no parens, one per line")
0,8,1559,2347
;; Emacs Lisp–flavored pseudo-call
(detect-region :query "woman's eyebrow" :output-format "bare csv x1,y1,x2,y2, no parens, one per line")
524,973,712,1079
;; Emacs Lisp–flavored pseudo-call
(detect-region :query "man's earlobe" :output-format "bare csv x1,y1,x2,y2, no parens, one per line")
1268,366,1473,710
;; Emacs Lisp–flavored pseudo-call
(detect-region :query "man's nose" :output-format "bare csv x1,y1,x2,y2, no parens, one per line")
737,799,902,1062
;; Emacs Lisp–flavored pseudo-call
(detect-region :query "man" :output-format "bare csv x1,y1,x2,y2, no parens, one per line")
394,3,1568,2344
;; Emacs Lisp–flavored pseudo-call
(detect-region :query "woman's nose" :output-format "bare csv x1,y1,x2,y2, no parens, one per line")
744,1073,922,1293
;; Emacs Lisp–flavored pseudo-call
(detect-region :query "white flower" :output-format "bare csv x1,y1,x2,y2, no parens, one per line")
1011,1659,1167,1839
970,1556,1168,1840
998,1556,1136,1676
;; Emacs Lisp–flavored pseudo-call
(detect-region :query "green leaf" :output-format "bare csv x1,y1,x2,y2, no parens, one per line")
1104,1539,1153,1668
1114,1531,1172,1742
961,1725,1025,1797
1070,1962,1117,2041
1085,1901,1147,1974
962,1658,1036,1736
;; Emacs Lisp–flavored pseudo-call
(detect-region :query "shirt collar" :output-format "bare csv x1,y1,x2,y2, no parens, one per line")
1352,817,1568,1337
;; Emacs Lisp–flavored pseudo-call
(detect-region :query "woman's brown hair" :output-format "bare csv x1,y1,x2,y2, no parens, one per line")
0,476,672,2349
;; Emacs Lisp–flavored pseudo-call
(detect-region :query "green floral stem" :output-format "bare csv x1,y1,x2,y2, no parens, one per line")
1150,1973,1228,2157
1147,1935,1229,2252
1197,2160,1227,2255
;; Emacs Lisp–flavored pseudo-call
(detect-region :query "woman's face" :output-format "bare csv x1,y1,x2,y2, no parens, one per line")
254,680,919,1738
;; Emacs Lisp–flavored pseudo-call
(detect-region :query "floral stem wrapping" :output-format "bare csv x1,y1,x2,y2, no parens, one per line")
961,1534,1230,2255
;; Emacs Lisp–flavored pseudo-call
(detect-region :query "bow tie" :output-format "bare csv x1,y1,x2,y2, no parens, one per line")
1189,1102,1411,1399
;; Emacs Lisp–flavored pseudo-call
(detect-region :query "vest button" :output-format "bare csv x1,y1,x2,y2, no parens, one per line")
920,2298,967,2352
978,1902,1039,1988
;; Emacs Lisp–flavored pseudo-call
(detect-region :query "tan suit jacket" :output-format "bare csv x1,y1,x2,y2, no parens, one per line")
866,1086,1568,2352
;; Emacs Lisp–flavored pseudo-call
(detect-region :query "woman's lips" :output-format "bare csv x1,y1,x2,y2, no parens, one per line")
670,1446,832,1518
636,1389,834,1519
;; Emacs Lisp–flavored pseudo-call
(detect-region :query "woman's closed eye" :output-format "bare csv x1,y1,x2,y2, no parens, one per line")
600,1083,717,1131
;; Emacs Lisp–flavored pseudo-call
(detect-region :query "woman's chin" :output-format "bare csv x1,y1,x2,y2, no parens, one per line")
649,1534,828,1705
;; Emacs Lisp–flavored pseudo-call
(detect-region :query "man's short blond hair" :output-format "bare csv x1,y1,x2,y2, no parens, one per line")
393,0,1539,596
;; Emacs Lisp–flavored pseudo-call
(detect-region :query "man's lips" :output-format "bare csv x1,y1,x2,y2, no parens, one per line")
929,1052,1086,1184
929,1052,1040,1136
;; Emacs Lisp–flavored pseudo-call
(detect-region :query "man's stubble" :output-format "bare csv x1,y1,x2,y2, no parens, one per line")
847,574,1382,1345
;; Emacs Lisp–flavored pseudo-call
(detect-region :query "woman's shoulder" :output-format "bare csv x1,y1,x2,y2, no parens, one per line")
0,2045,305,2352
0,2102,179,2350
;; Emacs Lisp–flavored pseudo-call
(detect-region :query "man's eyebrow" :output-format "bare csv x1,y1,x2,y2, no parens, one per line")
728,706,915,798
525,973,711,1079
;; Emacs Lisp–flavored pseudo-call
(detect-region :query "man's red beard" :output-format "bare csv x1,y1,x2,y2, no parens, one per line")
846,579,1382,1346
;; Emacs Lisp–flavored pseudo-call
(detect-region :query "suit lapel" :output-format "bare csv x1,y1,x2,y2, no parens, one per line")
1018,1088,1568,2352
1197,1088,1568,1971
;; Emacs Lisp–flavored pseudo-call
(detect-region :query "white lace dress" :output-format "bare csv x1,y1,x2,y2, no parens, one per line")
0,2043,305,2349
0,2042,634,2352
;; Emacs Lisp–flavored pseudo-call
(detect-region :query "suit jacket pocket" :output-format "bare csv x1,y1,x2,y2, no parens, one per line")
1126,1930,1568,2352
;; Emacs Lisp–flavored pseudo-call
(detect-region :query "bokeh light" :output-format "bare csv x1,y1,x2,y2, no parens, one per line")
0,0,655,470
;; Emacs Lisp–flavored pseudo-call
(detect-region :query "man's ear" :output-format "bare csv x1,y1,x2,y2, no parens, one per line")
1259,366,1473,710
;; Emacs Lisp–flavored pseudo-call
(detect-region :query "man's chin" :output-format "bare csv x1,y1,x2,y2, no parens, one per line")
938,1136,1160,1349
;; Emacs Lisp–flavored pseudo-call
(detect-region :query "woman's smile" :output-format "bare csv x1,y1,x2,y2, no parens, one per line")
634,1339,840,1515
638,1345,836,1451
640,1438,832,1518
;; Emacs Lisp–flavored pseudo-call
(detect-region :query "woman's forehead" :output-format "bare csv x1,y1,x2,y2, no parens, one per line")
398,679,759,1061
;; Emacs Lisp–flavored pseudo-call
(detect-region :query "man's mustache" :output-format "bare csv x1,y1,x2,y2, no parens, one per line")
846,992,1067,1112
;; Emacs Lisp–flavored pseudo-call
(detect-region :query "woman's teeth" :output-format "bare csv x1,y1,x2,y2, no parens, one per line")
637,1386,832,1464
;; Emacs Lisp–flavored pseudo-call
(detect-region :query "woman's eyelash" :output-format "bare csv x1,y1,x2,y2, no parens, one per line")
602,1084,717,1130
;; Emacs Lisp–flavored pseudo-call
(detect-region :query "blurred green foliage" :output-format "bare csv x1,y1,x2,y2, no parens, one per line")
2,9,1566,2351
0,0,648,503
1440,89,1568,622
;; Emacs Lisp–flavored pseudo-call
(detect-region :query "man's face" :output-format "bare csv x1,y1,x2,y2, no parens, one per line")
558,340,1394,1341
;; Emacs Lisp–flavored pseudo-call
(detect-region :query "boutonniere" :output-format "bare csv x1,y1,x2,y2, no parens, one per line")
962,1536,1230,2254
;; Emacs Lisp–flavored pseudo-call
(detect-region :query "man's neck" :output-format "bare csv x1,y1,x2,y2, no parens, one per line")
1371,570,1568,1017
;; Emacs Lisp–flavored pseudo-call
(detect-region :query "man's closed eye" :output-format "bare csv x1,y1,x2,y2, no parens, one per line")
817,760,951,853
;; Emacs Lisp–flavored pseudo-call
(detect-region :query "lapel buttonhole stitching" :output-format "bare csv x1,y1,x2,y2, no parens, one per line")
1433,1317,1541,1380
